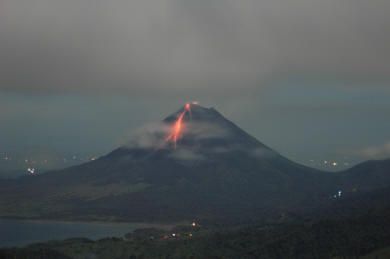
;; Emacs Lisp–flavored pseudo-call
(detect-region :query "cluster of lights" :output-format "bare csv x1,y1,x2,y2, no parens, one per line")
323,160,339,166
333,190,342,199
168,221,198,240
309,159,351,168
27,167,35,174
1,153,99,170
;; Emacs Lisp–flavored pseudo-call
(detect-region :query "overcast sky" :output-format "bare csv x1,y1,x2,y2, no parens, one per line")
0,0,389,168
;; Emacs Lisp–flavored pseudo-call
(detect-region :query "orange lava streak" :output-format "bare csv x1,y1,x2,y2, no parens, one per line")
166,103,191,148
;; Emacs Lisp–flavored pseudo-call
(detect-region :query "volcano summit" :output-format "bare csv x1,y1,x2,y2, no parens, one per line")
118,103,279,163
0,104,375,222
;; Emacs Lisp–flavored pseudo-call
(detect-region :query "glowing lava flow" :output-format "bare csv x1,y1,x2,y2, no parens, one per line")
166,103,191,149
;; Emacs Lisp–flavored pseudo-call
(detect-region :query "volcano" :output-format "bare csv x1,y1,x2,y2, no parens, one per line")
0,104,355,222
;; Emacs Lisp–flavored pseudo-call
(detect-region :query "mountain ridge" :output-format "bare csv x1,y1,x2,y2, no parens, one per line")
0,104,389,223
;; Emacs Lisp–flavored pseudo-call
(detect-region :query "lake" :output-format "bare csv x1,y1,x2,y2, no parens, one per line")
0,218,168,248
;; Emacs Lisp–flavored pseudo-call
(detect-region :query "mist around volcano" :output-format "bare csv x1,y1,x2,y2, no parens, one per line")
124,103,276,162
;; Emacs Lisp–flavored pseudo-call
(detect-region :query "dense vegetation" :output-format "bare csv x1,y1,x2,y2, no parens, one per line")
2,207,390,259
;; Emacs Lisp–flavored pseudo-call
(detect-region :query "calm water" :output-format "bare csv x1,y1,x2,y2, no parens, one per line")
0,218,167,248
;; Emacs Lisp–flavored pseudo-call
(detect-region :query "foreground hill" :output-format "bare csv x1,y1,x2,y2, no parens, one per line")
2,199,390,259
339,158,390,191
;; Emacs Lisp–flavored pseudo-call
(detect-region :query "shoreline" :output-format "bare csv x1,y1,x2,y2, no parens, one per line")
0,216,180,227
0,216,177,230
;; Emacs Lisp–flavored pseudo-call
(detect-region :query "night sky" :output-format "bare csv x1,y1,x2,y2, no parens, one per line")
1,0,389,169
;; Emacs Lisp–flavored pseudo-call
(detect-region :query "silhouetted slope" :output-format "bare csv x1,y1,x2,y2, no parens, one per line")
339,158,390,191
3,206,390,259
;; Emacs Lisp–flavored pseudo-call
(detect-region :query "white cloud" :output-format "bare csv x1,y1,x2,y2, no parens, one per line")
349,141,390,160
125,122,169,149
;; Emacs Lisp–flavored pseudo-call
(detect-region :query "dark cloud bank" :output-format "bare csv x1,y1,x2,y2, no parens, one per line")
0,0,389,95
